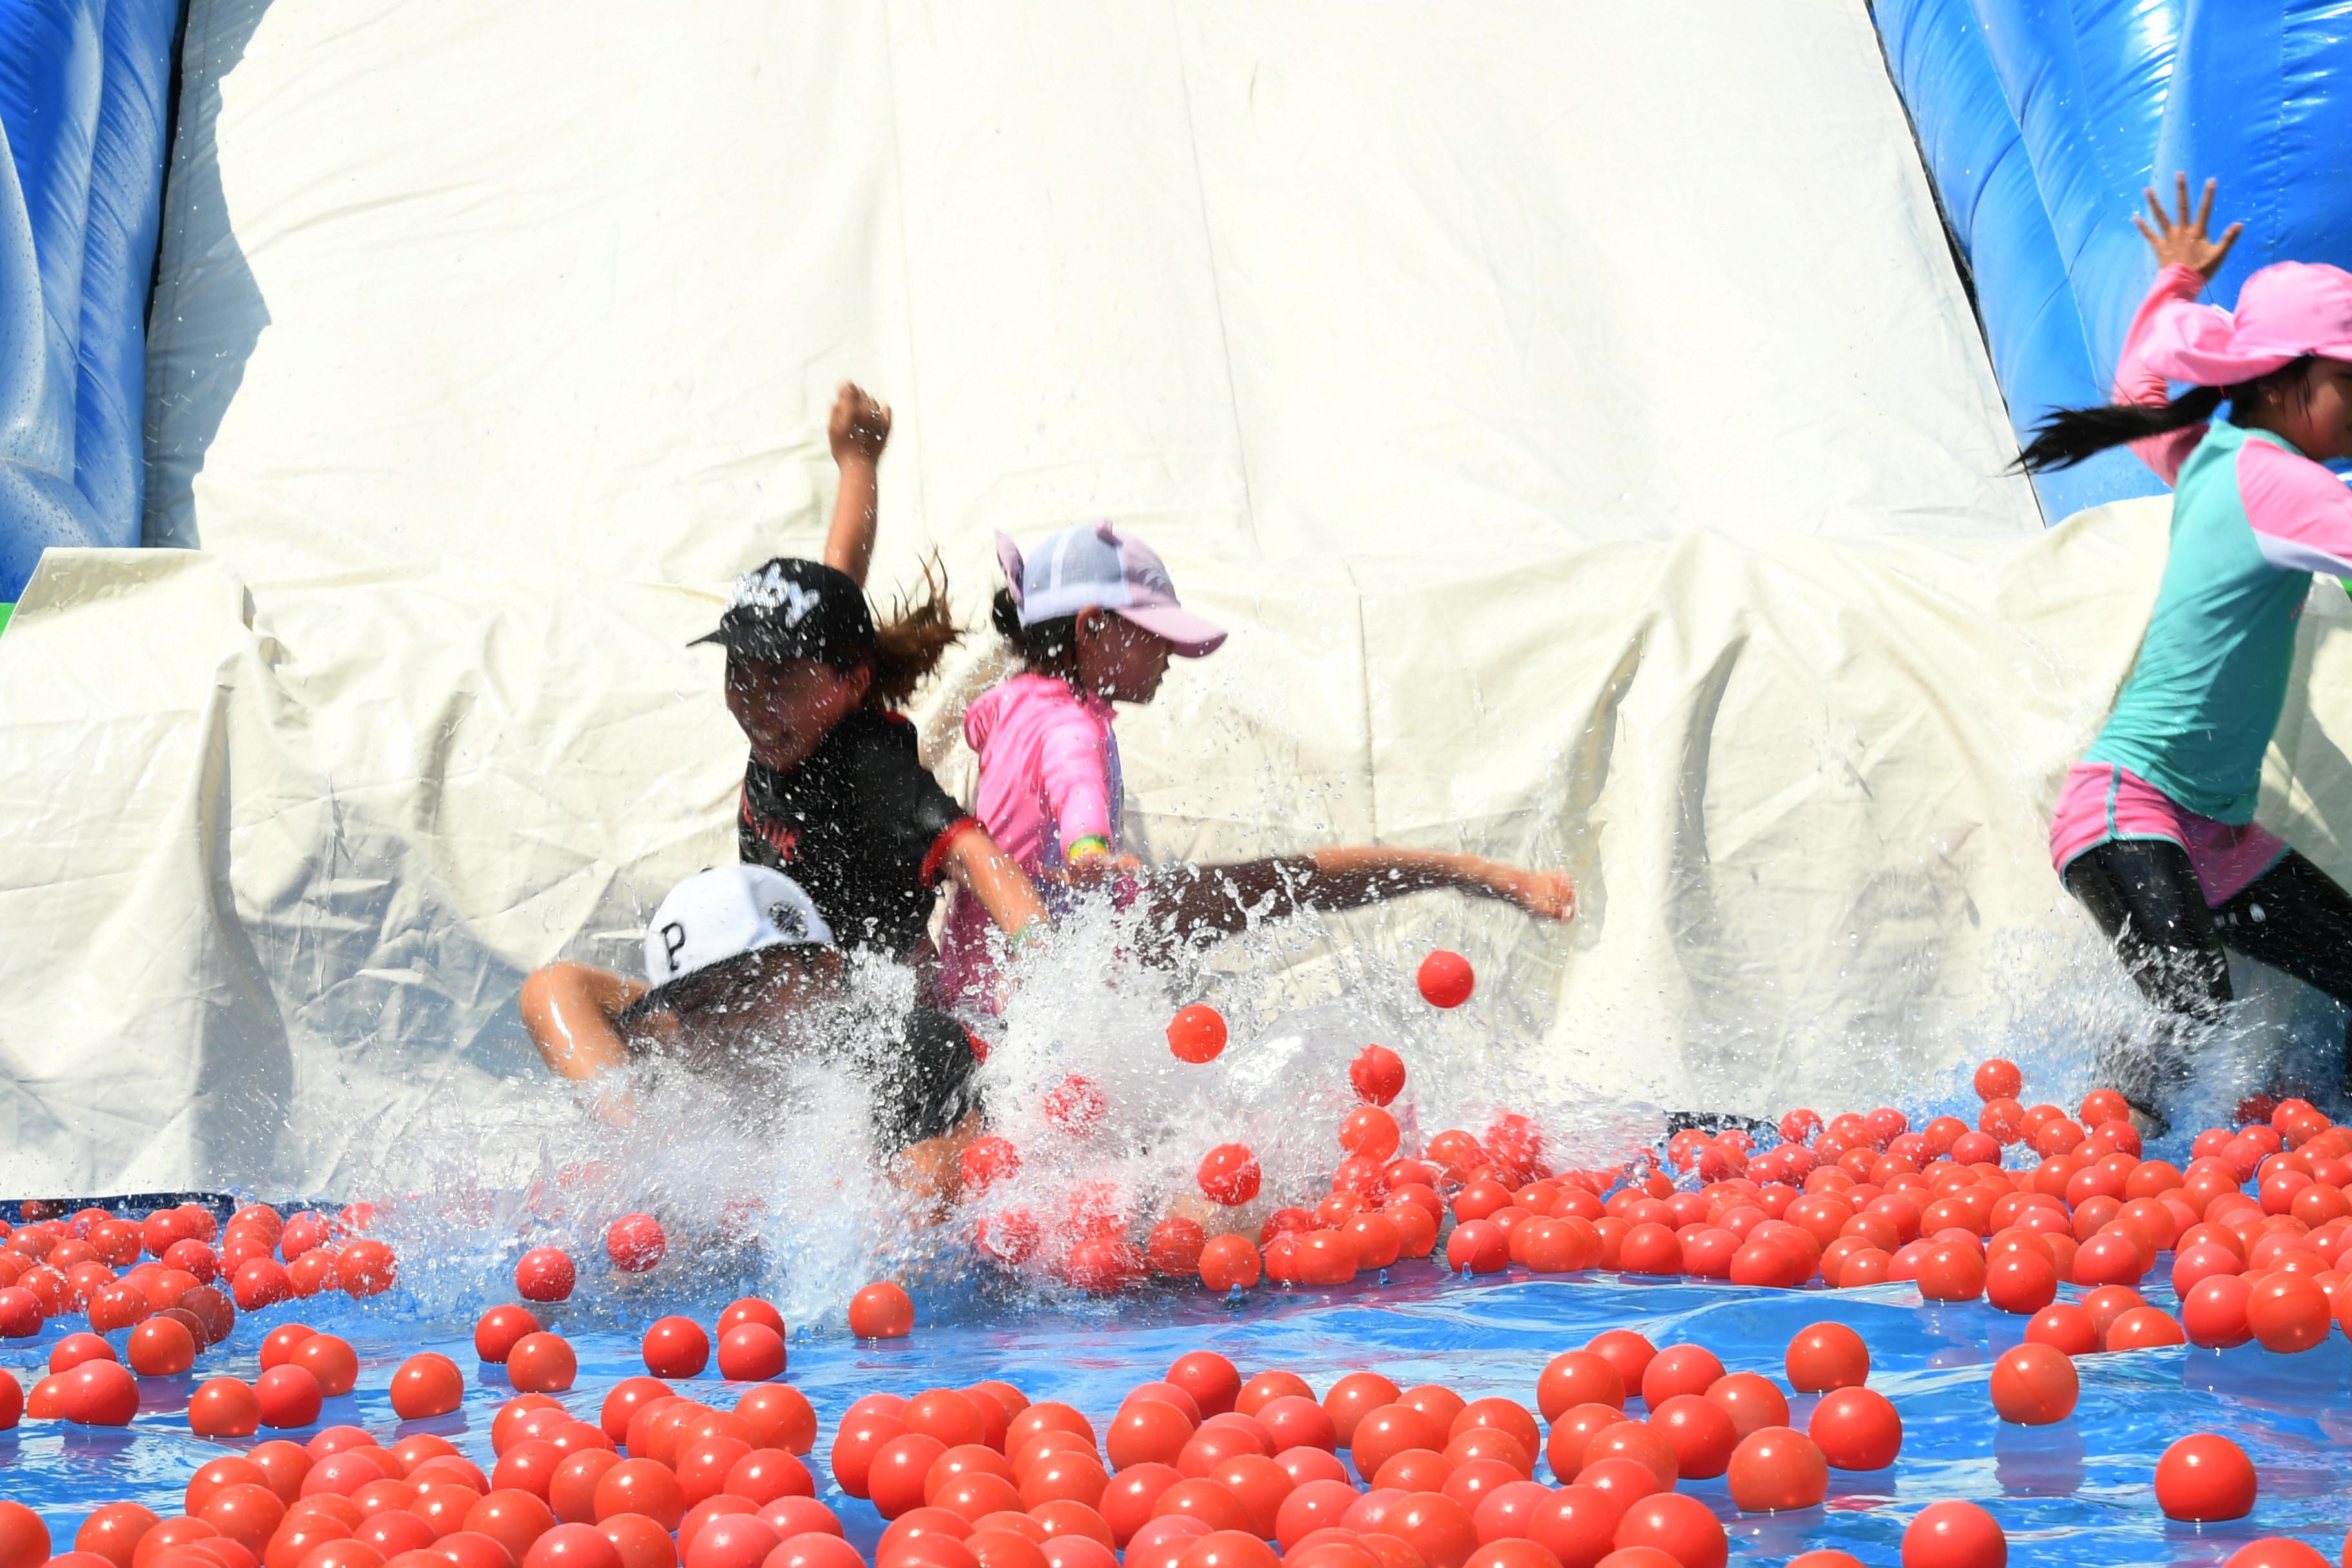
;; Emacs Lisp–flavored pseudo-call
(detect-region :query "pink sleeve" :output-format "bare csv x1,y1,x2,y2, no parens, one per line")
2113,264,2213,485
2238,439,2352,577
1035,711,1115,856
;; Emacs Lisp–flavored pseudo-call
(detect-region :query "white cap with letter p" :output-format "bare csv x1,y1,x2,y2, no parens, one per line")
643,865,832,984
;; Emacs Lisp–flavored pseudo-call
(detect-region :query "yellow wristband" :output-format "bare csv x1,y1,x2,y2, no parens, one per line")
1065,836,1112,865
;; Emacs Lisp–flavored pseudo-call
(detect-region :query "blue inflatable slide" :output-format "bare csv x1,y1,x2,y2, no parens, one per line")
0,0,179,610
1877,0,2352,520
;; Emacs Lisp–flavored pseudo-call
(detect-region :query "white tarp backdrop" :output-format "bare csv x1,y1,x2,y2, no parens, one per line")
8,0,2343,1194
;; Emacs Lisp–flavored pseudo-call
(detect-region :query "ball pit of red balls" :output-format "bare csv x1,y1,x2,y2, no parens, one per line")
10,982,2352,1567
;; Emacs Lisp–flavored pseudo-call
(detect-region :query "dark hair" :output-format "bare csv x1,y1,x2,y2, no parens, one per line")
858,556,961,709
2015,358,2317,473
991,587,1081,682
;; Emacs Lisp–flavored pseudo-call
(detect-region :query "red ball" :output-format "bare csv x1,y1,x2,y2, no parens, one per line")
643,1317,712,1378
1537,1352,1625,1421
1525,1486,1621,1568
1986,1344,2076,1426
515,1248,578,1304
850,1283,915,1340
59,1359,138,1426
682,1513,778,1568
279,1212,332,1260
1198,1238,1260,1293
720,1298,787,1337
959,1138,1022,1195
0,1289,43,1338
1900,1500,2004,1568
292,1332,360,1396
1417,952,1475,1009
1042,1077,1109,1135
1973,1059,2023,1102
2221,1542,2331,1568
606,1217,667,1274
73,1501,155,1568
232,1257,295,1311
2154,1433,2257,1522
1638,1345,1725,1407
0,1502,48,1568
1646,1396,1734,1480
1351,1046,1407,1106
1783,1324,1868,1393
1168,1006,1228,1064
188,1377,260,1438
1445,1221,1509,1276
255,1365,324,1429
1725,1427,1828,1513
1983,1251,2057,1317
509,1333,579,1393
1167,1353,1242,1419
126,1317,197,1378
476,1304,542,1362
1807,1387,1900,1472
1197,1146,1262,1208
391,1353,465,1420
2248,1273,2331,1353
2024,1304,2099,1357
2183,1275,2254,1349
1147,1219,1208,1279
771,1537,864,1568
717,1324,787,1382
523,1524,623,1568
1610,1491,1725,1568
338,1238,397,1297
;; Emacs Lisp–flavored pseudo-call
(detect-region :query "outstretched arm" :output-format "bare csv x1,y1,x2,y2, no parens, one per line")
1148,847,1574,937
822,382,892,587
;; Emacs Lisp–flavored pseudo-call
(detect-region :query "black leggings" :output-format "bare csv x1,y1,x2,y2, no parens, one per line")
2063,841,2352,1099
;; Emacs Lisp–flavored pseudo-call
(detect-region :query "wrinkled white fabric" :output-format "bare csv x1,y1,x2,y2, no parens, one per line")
17,505,2352,1194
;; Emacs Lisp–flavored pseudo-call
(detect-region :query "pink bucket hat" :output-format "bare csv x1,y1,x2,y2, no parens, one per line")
996,522,1226,656
2142,260,2352,386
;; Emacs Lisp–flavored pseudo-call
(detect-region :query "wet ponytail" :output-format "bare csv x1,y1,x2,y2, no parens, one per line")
2015,387,2224,473
863,556,961,709
2014,357,2315,473
991,587,1080,683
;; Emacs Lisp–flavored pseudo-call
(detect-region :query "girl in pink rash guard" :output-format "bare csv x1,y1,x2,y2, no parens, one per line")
2017,177,2352,1122
937,521,1576,1006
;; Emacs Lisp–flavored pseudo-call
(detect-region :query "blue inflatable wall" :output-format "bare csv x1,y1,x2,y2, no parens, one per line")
0,0,181,603
1876,0,2352,522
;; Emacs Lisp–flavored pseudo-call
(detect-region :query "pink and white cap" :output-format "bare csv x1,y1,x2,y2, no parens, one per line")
996,522,1227,657
2142,261,2352,386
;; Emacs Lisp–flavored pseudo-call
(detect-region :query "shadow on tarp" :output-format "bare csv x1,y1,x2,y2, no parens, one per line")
1,1259,2349,1562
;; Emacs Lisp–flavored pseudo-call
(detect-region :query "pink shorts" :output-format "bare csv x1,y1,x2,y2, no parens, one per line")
2050,761,2287,908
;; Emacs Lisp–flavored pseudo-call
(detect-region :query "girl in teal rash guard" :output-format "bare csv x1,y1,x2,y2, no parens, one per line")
2019,177,2352,1123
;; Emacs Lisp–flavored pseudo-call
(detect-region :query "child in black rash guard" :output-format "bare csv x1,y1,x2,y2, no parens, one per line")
519,384,1050,1084
701,383,1047,962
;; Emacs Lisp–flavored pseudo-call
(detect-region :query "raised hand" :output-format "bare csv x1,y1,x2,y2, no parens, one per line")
828,381,892,467
2135,174,2244,282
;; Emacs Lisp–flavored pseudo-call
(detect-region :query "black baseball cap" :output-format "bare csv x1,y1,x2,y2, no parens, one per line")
691,557,876,665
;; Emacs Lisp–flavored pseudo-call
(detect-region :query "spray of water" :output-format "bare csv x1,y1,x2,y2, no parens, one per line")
328,843,2350,1335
